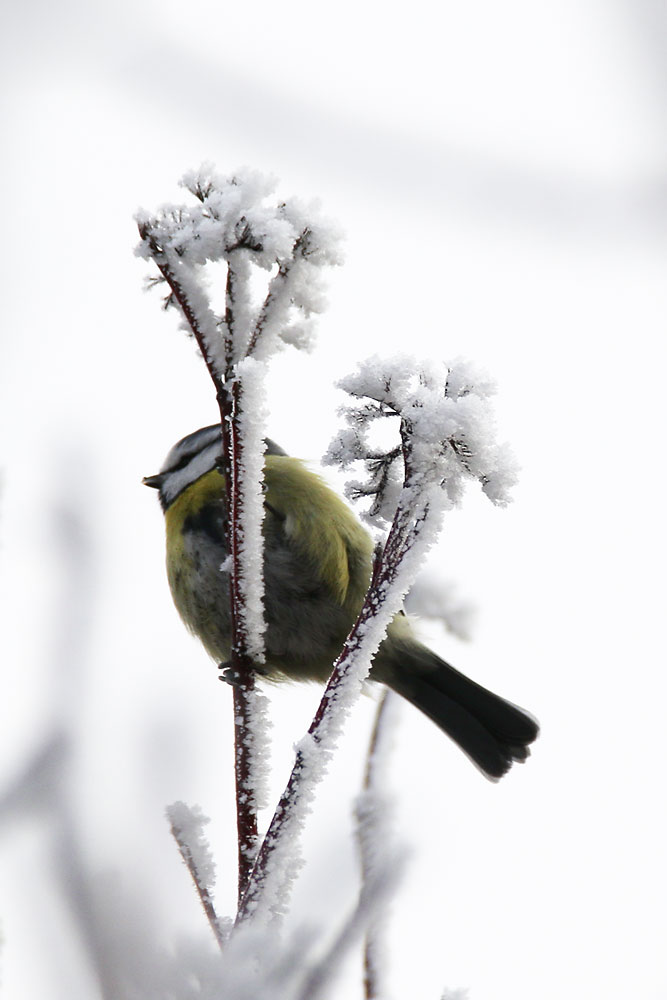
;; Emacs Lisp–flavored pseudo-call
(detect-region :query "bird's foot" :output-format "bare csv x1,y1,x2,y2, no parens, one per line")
218,661,266,685
218,662,241,686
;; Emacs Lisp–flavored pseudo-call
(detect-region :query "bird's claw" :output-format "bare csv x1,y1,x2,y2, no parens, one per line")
218,662,266,685
218,662,242,686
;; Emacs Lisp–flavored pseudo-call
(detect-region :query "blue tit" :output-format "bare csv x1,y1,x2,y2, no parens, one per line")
144,424,538,779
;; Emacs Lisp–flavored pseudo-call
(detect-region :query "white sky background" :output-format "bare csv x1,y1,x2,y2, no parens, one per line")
1,0,666,997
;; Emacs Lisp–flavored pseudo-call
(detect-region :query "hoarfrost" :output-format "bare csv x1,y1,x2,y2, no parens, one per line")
326,354,518,532
234,356,269,664
136,164,344,367
166,802,217,892
237,681,273,814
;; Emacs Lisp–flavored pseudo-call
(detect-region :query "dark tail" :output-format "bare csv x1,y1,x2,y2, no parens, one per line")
381,644,539,780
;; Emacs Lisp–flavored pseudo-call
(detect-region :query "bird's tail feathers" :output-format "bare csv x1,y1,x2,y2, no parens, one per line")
383,643,539,781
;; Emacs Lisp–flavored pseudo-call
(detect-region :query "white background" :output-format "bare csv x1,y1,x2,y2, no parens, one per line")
1,1,666,997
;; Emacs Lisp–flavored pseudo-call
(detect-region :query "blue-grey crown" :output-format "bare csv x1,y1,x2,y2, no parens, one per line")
147,424,287,510
157,424,223,509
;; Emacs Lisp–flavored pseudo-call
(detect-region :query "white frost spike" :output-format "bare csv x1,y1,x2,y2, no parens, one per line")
235,356,269,664
238,682,273,813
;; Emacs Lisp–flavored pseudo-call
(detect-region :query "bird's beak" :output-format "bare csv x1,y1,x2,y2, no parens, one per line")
142,474,164,489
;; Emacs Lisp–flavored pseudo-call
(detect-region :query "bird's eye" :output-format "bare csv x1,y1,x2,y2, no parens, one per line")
264,500,285,522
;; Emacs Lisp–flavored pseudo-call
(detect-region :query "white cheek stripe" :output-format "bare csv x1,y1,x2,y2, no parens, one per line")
161,441,222,505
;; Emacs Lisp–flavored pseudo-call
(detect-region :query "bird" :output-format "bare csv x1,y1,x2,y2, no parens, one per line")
144,423,539,780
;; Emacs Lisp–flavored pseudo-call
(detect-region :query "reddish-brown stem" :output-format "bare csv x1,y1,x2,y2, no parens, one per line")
141,235,260,914
246,261,288,356
245,228,307,356
363,924,379,1000
219,383,260,906
232,677,260,906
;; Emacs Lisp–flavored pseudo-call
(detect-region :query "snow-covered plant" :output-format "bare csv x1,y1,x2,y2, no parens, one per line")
136,166,515,997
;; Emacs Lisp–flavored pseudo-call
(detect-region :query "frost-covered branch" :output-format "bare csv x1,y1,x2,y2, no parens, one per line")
137,165,342,915
167,802,229,951
237,356,515,927
231,677,272,906
327,355,517,643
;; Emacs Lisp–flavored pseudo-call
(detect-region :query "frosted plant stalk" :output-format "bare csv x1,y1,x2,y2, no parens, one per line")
167,802,227,950
137,165,343,909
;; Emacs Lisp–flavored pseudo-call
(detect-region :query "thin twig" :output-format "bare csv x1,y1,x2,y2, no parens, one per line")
296,821,401,1000
136,231,221,380
246,228,308,356
295,889,381,1000
360,689,392,1000
169,819,226,951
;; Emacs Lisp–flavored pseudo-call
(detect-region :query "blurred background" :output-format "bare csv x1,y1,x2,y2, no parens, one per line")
1,0,666,997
